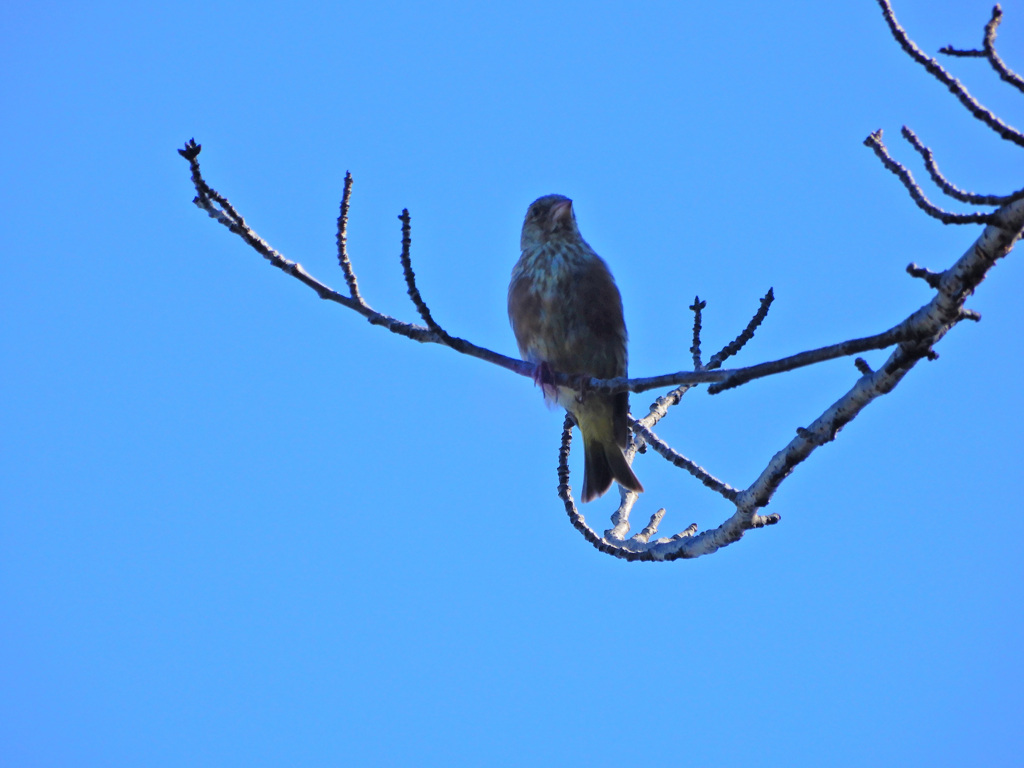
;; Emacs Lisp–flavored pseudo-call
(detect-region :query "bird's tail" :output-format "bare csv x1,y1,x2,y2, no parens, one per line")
581,437,644,503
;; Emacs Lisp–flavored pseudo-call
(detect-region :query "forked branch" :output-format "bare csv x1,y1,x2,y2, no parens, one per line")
179,139,917,397
899,126,1024,207
868,1,1024,220
939,4,1024,94
180,3,1024,561
874,0,1024,147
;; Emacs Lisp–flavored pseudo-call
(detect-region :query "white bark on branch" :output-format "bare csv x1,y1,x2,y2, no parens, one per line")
555,198,1024,561
178,1,1024,561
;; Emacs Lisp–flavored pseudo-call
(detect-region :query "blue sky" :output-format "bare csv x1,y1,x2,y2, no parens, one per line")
2,1,1022,765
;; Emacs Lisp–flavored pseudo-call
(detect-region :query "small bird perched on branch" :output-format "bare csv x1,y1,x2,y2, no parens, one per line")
508,194,644,502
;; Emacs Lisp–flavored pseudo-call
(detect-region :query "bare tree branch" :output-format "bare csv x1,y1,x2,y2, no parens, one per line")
180,140,912,398
906,262,944,288
707,289,774,369
689,296,706,370
397,209,451,342
939,4,1024,94
556,415,712,561
179,140,534,376
874,0,1024,146
559,194,1024,561
863,130,997,225
179,4,1024,561
900,126,1024,206
586,290,776,549
707,324,913,393
336,172,365,305
631,422,738,502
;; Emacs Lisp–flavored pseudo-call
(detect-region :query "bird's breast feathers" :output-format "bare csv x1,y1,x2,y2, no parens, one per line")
509,244,627,378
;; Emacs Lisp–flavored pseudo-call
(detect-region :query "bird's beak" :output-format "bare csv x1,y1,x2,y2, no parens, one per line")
550,199,573,227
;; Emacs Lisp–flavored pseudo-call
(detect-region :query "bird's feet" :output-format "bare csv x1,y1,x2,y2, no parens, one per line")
533,361,559,402
571,373,591,404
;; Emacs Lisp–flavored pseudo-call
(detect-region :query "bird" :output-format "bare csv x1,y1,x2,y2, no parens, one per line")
508,194,644,503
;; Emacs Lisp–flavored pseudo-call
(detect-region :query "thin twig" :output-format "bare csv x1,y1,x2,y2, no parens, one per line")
179,141,530,376
939,48,985,59
875,0,1024,146
631,421,739,502
900,126,1024,206
606,290,772,543
556,416,710,561
726,197,1024,536
179,140,249,228
939,5,1024,94
397,209,450,341
642,290,771,425
690,296,706,369
580,313,915,396
628,289,774,490
863,130,996,225
632,509,669,544
706,289,774,369
336,172,365,304
907,262,943,288
707,325,914,393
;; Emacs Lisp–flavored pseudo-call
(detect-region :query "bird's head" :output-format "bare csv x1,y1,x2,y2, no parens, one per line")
520,194,580,251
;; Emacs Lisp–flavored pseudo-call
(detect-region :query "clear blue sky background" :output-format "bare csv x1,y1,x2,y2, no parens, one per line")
2,1,1022,765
